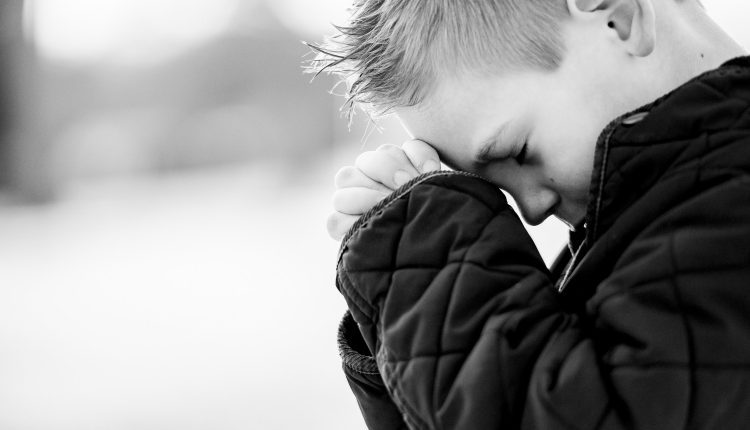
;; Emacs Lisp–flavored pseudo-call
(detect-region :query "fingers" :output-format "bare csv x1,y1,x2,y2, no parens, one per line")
402,139,441,173
327,211,361,241
355,144,420,189
333,187,389,215
334,166,392,193
327,140,442,241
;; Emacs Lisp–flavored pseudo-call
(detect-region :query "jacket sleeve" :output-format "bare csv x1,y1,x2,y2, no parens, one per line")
337,310,409,430
335,171,750,429
335,171,574,429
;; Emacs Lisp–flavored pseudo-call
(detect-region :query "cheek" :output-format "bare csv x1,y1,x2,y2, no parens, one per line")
533,88,609,197
570,153,596,204
542,131,598,198
551,163,591,198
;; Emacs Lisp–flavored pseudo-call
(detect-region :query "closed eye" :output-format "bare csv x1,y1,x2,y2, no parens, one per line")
515,142,528,165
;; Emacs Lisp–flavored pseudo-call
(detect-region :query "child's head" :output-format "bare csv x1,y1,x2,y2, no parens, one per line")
308,0,736,227
309,0,569,114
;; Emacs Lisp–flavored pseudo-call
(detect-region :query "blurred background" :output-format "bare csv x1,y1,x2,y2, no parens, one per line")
0,1,747,429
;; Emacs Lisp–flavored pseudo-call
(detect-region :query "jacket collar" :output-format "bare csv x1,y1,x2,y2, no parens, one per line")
583,55,750,244
555,56,750,292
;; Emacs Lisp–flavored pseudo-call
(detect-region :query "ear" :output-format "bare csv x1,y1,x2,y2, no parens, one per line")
567,0,656,57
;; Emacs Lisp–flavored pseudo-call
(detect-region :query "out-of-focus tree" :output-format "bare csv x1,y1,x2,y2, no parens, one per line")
1,0,53,202
26,1,338,183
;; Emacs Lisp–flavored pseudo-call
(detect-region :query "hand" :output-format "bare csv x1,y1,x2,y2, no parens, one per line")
327,140,441,240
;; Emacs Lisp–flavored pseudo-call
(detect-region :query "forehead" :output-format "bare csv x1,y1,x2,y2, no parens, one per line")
395,72,542,167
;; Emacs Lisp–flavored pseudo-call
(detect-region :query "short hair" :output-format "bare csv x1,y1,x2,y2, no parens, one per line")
305,0,569,121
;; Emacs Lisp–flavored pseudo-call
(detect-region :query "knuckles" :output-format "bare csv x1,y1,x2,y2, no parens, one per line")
332,187,385,214
329,142,426,240
334,166,357,188
375,143,401,153
331,189,352,213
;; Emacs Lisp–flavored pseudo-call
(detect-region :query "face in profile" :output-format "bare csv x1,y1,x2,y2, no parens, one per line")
396,68,600,228
396,1,671,228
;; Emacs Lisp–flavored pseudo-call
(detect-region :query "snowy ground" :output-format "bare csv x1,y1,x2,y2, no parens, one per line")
0,151,567,430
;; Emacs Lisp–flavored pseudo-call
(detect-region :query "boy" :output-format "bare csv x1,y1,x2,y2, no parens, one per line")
308,0,750,428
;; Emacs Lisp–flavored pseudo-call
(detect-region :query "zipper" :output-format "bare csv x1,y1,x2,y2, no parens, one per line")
557,237,587,293
557,113,621,293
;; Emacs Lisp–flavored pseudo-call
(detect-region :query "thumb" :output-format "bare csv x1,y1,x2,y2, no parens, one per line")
402,139,441,173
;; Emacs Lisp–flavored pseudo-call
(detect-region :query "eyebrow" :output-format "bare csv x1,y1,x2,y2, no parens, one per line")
475,122,510,164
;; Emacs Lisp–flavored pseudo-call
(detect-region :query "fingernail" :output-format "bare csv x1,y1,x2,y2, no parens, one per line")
393,170,411,187
422,160,440,173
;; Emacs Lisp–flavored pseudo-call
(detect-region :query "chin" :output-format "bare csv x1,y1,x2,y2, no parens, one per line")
551,201,585,228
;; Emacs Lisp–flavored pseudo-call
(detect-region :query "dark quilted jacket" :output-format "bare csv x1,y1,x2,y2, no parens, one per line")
335,57,750,429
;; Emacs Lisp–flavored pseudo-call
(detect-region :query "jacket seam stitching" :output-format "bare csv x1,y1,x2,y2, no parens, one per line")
336,171,484,265
381,192,430,430
429,214,506,427
591,123,617,240
338,312,381,374
607,362,750,370
431,265,462,430
338,269,377,323
667,232,696,430
605,135,749,188
343,260,537,276
699,79,750,111
384,351,467,363
384,361,429,430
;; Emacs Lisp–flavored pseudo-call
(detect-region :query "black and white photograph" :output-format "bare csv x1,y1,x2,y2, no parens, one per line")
1,1,749,429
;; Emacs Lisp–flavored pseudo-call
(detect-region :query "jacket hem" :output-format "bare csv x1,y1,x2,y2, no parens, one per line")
338,311,380,375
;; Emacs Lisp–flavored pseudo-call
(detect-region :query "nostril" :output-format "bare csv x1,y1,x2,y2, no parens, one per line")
546,200,561,219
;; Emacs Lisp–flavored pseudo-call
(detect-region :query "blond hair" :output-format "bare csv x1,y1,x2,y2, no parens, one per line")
305,0,568,120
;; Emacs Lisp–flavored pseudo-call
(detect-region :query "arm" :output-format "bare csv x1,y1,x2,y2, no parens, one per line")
336,171,571,429
338,311,410,430
336,171,750,429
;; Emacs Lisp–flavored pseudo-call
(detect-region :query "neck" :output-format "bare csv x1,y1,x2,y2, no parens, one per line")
667,3,747,83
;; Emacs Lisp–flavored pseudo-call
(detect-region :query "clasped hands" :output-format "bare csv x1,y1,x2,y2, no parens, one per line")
327,140,441,240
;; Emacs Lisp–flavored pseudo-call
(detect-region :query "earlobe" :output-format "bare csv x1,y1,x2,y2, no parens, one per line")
568,0,656,57
607,0,655,56
626,0,656,57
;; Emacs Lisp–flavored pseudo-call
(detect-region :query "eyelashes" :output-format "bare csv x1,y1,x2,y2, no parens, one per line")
515,142,528,165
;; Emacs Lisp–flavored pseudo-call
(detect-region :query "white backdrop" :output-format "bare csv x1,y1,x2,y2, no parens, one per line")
1,2,749,430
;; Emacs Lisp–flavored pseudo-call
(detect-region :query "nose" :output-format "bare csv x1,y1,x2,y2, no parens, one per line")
483,167,559,225
506,182,559,226
511,188,558,225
